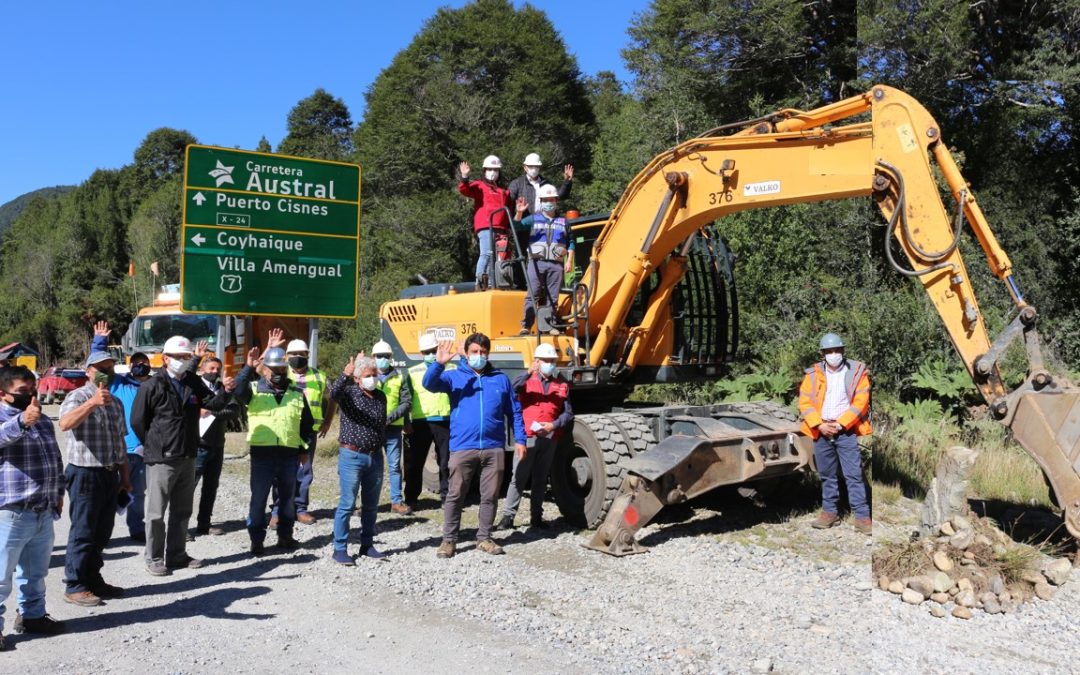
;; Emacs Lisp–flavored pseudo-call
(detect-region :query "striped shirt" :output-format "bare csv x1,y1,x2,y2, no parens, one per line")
0,403,64,510
822,363,850,421
60,382,128,467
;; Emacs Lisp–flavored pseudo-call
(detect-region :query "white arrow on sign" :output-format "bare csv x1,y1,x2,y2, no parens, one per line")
192,192,206,206
191,233,206,246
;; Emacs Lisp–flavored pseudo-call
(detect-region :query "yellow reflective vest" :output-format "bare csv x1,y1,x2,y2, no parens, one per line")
246,383,306,450
377,369,408,426
408,362,452,420
289,367,328,432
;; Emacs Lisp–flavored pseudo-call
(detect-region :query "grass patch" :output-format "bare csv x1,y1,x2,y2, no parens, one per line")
871,539,931,581
873,481,902,507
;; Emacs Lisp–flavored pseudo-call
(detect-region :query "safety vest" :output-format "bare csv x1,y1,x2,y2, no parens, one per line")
289,367,328,432
378,369,406,426
409,362,452,420
797,359,872,439
518,373,570,439
246,383,306,449
527,213,569,261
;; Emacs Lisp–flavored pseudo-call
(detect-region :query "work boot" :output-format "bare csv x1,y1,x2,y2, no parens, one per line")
362,545,388,560
63,590,103,606
529,516,548,530
277,536,300,551
14,612,66,635
251,541,265,557
853,517,873,535
479,273,489,292
196,525,226,536
390,503,413,516
436,541,456,559
518,328,531,336
332,549,355,566
495,515,514,531
145,561,172,577
296,512,317,525
0,633,7,651
811,511,840,529
476,539,505,555
167,555,204,570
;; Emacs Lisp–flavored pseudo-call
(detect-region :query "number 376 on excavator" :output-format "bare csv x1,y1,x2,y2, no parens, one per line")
378,85,1080,555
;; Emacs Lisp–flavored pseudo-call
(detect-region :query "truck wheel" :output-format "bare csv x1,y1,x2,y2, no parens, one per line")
551,413,655,528
725,400,798,423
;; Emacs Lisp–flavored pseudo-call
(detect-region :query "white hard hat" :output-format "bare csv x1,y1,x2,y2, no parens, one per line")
537,184,559,200
482,155,502,169
372,340,393,356
286,339,309,354
163,336,193,356
418,333,439,352
534,343,558,359
523,152,543,166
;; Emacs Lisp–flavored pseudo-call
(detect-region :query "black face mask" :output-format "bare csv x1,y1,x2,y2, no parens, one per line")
269,372,290,389
130,363,151,378
202,371,220,384
6,392,33,411
288,356,308,370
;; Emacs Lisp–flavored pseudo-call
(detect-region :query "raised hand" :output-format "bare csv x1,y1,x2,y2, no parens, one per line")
343,357,356,378
22,395,41,426
458,160,470,180
222,376,236,393
563,164,574,181
193,340,209,358
267,328,286,350
93,321,110,338
435,340,457,366
515,196,528,218
246,347,261,369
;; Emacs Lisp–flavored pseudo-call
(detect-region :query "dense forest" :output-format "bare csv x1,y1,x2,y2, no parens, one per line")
2,0,1078,399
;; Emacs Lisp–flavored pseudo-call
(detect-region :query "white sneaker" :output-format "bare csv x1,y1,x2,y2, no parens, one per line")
364,546,388,560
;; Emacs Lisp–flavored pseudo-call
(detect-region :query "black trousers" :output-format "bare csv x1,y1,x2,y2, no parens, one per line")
404,419,451,503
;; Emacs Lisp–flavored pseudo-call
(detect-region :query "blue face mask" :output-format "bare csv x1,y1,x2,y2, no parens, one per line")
423,354,436,365
540,202,556,215
376,357,390,371
468,355,488,371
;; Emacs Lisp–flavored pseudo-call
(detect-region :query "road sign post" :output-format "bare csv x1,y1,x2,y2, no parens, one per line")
181,145,361,319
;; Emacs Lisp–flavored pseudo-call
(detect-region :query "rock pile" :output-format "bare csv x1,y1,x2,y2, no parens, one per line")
876,513,1075,619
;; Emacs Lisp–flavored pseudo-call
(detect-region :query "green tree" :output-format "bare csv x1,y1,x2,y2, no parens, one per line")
277,88,355,161
255,136,272,153
120,128,198,210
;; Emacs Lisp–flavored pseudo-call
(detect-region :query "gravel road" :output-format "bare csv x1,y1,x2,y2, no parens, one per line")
4,418,1077,673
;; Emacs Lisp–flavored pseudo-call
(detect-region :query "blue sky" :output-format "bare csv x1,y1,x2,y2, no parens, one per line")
0,0,650,206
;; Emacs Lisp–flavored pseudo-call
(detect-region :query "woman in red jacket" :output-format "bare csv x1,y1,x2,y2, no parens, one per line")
458,155,510,290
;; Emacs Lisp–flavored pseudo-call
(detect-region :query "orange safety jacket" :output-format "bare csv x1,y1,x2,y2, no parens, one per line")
798,359,872,439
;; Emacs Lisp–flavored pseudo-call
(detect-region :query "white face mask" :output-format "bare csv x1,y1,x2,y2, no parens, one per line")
484,169,499,181
360,376,377,391
525,166,540,179
166,357,191,376
824,353,844,367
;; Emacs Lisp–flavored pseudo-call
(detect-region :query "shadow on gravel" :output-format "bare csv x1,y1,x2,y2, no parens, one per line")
298,515,425,552
380,533,457,556
970,498,1078,554
121,553,314,599
57,585,276,635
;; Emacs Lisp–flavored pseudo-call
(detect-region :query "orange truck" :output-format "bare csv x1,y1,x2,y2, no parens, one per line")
121,287,308,377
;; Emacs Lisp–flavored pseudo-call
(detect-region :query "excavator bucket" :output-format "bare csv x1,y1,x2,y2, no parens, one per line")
585,423,814,556
1007,387,1080,539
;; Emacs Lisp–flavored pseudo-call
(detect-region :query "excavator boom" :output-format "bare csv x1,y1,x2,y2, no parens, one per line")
584,85,1080,553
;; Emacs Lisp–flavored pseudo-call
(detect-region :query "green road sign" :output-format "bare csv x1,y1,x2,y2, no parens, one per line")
181,145,361,318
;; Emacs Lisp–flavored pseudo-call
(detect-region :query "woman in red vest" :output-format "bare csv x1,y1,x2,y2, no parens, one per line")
457,155,510,291
496,343,573,530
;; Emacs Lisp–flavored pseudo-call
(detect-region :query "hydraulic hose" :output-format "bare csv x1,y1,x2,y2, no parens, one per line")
875,161,960,278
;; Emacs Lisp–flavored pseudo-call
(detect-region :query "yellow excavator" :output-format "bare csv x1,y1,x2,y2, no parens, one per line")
378,85,1080,554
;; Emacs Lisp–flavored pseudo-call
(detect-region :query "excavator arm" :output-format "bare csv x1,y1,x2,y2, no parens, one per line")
580,85,1080,547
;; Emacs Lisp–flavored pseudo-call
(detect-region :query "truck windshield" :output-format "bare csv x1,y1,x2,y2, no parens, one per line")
133,314,218,350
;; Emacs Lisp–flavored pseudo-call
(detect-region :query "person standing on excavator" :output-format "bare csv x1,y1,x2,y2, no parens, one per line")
458,156,510,291
514,185,570,336
798,333,872,535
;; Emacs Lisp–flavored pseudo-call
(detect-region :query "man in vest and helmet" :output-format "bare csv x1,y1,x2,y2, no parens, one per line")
797,332,872,535
265,329,336,527
514,184,570,336
404,333,454,505
233,346,314,555
497,342,573,531
372,340,413,516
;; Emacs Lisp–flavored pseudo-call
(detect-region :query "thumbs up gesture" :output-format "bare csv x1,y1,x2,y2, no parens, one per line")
23,396,41,427
91,383,112,408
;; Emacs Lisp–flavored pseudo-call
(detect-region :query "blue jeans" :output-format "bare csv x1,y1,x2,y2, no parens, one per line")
247,452,298,543
0,508,54,632
194,444,224,530
475,229,494,281
385,428,404,504
333,447,384,551
64,465,118,593
126,451,146,537
813,432,870,519
271,433,315,516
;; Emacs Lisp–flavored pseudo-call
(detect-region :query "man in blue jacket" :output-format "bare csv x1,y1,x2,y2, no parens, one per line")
423,333,526,558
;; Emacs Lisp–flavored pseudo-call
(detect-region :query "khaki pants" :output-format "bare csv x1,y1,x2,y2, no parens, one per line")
442,449,504,543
